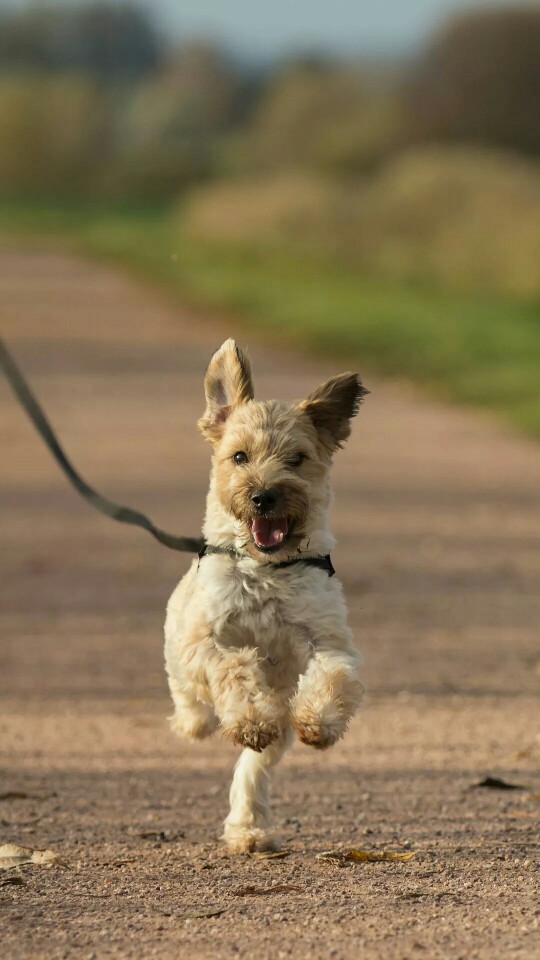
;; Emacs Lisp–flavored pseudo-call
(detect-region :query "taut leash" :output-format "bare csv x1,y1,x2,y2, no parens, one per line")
0,338,204,555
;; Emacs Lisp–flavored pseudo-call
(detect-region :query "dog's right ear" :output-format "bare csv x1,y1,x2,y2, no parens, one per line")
198,339,254,442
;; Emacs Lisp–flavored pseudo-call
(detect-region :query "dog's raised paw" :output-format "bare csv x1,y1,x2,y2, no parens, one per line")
223,719,279,752
170,707,218,741
292,718,342,750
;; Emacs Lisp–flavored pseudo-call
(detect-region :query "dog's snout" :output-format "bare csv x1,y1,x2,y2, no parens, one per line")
251,488,277,512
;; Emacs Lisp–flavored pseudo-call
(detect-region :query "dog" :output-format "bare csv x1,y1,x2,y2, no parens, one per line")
165,339,366,852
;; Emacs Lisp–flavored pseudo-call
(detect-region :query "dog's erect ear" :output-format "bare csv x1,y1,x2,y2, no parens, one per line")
198,339,254,441
299,372,367,454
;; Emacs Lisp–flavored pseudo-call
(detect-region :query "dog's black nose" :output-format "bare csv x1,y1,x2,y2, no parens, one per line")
251,488,277,512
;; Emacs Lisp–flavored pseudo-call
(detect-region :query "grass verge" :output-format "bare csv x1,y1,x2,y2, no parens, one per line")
1,198,539,438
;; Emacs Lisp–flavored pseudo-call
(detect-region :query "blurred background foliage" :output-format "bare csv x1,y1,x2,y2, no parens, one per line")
1,2,539,434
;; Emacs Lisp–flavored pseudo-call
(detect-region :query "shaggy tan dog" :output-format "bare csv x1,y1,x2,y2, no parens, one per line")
165,340,366,852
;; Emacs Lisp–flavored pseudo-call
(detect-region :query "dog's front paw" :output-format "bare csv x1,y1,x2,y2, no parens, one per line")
292,716,344,750
222,718,279,752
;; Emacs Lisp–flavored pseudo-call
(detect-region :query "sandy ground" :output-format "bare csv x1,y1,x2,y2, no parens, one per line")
0,248,539,960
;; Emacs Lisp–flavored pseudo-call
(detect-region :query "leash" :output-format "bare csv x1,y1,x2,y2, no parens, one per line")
0,338,335,575
0,338,204,555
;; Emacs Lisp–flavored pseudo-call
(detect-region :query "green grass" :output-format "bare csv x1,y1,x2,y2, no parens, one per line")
1,198,540,438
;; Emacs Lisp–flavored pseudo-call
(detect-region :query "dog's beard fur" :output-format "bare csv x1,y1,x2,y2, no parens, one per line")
229,479,310,556
198,339,367,561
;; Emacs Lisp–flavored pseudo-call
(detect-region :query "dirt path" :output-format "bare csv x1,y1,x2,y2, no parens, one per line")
1,248,538,960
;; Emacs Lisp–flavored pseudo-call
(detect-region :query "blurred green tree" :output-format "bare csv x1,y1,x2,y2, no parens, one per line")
0,2,161,78
109,43,245,198
408,7,540,155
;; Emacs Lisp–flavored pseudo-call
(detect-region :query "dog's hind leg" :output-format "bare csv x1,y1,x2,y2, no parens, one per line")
223,726,294,853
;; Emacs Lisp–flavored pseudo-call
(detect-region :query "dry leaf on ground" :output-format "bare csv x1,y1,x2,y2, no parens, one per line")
0,792,55,801
0,876,26,887
232,884,302,896
0,843,58,870
183,907,225,919
347,849,416,862
249,850,290,860
159,905,226,919
503,810,539,819
316,851,350,867
316,848,416,866
98,857,142,868
0,792,32,801
472,777,525,791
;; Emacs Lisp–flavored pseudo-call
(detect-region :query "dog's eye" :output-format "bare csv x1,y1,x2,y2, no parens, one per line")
287,453,305,468
232,451,248,465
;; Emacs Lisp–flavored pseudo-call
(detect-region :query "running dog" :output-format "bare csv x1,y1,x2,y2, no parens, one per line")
165,339,366,852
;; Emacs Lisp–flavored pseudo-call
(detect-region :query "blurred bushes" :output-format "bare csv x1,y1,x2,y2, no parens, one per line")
1,3,540,198
355,147,540,299
235,60,405,176
185,148,540,300
1,2,540,301
0,74,113,197
184,173,342,245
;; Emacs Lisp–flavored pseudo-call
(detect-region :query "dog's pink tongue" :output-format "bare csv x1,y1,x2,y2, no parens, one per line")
251,517,288,548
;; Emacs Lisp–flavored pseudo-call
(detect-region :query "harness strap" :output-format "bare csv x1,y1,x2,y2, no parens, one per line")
199,542,335,577
0,338,204,555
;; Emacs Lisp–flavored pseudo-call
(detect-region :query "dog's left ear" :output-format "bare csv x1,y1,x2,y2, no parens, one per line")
198,339,254,441
299,372,368,454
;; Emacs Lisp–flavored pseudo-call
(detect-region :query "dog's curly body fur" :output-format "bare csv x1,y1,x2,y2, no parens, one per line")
165,340,366,853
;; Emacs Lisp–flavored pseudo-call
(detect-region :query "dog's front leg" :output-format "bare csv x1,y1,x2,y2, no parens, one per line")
290,638,363,750
208,645,284,752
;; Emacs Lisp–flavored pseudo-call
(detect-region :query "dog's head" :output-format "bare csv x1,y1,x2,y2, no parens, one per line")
199,339,367,559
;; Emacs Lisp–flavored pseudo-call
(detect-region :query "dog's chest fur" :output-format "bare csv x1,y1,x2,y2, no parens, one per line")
205,558,335,689
168,556,349,693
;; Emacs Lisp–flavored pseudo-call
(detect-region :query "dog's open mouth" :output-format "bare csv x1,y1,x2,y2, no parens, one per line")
250,517,289,551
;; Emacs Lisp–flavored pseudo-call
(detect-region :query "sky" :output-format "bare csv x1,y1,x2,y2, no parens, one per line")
153,0,527,58
5,0,529,59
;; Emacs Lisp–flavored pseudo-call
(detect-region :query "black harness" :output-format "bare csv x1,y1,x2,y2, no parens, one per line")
1,338,335,577
199,542,335,577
